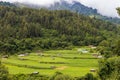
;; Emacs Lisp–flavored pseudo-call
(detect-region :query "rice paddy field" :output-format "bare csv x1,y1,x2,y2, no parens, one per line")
1,46,100,77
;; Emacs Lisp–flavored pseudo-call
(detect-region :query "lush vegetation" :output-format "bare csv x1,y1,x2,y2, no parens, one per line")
1,47,99,80
0,61,10,80
117,8,120,16
94,8,120,80
0,6,119,54
97,40,120,80
2,47,98,76
0,3,120,80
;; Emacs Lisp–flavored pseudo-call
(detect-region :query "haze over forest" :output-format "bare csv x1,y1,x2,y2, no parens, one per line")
1,0,120,17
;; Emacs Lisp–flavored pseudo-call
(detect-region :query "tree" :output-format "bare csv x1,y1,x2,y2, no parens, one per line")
0,61,9,80
12,74,48,80
98,57,120,80
76,73,98,80
117,8,120,15
113,40,120,56
50,72,73,80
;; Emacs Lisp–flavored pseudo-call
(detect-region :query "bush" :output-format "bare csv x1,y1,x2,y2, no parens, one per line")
98,57,120,80
76,73,98,80
12,74,49,80
54,74,73,80
50,72,73,80
0,61,10,80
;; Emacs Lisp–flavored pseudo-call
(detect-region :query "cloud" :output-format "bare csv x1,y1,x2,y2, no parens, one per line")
0,0,62,5
1,0,120,17
79,0,120,17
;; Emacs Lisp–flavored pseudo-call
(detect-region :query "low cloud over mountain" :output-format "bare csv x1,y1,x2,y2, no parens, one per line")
1,0,120,17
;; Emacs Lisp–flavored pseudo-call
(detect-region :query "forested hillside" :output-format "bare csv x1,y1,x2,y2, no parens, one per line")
0,6,119,54
14,0,120,24
95,8,120,80
0,3,120,80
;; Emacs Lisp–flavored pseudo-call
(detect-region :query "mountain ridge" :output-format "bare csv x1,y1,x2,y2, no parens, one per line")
0,1,16,7
0,1,120,24
13,0,120,24
49,0,98,16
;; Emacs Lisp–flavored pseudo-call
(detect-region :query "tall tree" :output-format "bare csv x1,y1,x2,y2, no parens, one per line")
117,8,120,15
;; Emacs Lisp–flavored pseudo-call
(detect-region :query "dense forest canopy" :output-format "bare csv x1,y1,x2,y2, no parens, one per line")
0,6,119,54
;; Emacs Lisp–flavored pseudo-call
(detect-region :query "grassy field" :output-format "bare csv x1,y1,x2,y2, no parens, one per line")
1,46,99,77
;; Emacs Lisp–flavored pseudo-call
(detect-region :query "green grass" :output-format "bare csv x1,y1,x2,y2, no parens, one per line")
2,46,99,77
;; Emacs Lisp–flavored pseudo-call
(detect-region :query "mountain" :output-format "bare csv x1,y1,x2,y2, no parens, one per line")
49,0,98,16
48,0,120,24
13,0,120,24
0,6,119,53
14,2,42,9
0,1,16,7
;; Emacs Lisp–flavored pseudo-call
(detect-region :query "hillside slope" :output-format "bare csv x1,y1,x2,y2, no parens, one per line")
13,0,120,24
48,0,120,24
0,6,119,54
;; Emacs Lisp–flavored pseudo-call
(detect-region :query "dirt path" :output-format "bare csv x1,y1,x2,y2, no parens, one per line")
56,66,68,70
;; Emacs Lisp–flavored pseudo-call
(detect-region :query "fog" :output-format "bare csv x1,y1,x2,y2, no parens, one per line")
1,0,120,17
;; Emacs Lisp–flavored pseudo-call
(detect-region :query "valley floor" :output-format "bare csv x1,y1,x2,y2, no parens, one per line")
1,46,99,77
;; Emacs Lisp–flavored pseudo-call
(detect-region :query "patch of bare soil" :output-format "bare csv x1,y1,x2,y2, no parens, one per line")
55,66,68,70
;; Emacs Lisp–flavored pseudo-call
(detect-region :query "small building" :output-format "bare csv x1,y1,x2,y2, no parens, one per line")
18,54,26,57
92,54,99,57
89,45,97,49
90,69,96,72
78,49,89,53
32,72,39,74
2,55,9,58
98,56,103,59
91,47,97,49
82,50,88,53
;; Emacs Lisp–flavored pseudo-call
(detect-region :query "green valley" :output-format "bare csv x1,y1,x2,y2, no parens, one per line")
2,46,98,77
0,1,120,80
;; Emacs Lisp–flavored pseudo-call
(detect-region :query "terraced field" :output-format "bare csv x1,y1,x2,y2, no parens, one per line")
2,47,99,77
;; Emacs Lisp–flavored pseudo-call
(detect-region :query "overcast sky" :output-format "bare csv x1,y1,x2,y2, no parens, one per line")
1,0,120,17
